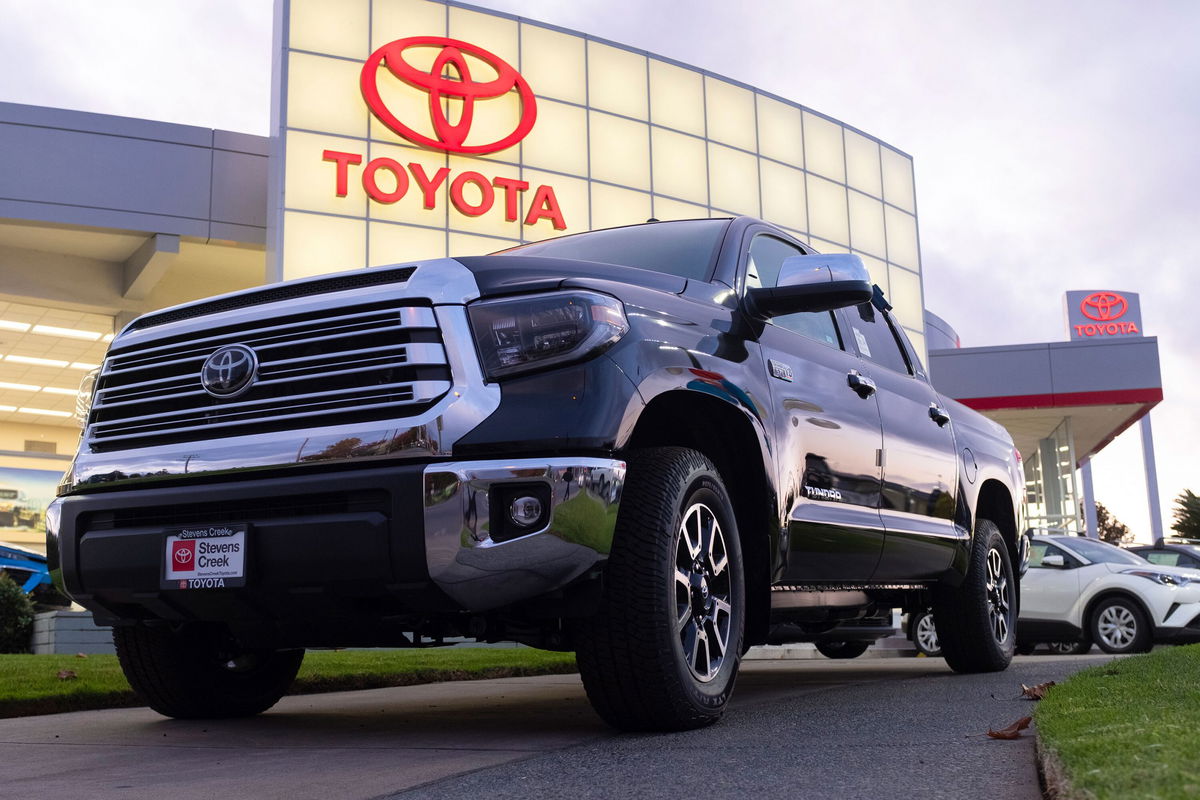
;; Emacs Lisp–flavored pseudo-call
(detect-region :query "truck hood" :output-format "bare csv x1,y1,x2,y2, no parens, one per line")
454,255,689,299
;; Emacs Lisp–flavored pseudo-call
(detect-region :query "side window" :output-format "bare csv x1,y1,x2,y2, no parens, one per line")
1144,552,1181,567
1030,543,1076,568
746,235,841,348
848,300,911,374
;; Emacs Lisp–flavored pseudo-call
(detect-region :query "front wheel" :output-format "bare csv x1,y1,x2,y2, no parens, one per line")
932,519,1015,673
1089,598,1151,654
576,447,744,732
815,640,870,659
114,623,303,719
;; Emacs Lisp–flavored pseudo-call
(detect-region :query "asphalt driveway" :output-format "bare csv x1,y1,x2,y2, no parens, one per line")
0,654,1112,799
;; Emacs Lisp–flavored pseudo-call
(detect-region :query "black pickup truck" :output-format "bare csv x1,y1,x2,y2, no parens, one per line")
48,217,1025,731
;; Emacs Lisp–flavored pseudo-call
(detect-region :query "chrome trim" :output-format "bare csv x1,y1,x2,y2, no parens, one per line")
66,259,500,489
423,457,626,610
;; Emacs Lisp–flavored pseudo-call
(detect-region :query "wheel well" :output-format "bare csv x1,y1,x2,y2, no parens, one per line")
1083,590,1154,633
625,390,773,647
975,479,1018,563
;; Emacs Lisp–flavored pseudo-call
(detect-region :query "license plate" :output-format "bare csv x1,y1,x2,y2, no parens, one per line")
162,524,247,590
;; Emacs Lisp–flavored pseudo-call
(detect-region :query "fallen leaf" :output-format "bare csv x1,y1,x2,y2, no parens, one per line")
1020,681,1056,700
987,716,1032,739
74,653,88,659
57,670,78,681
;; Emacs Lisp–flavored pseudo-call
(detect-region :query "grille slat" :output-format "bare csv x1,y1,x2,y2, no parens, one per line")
89,299,450,452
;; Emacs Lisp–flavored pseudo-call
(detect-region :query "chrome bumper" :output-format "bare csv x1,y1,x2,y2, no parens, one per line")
423,457,626,610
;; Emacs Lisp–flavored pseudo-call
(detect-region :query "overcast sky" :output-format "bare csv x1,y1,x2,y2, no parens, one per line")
1,0,1197,541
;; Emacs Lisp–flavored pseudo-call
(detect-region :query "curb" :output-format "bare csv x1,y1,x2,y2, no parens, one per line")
1036,734,1085,800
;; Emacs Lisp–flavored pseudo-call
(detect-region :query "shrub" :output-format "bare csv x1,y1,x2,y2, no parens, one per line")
0,573,35,654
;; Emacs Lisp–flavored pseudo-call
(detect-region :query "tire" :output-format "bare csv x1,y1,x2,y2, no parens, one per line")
575,447,744,732
815,640,870,659
1015,641,1037,656
932,519,1015,673
910,609,942,657
1047,640,1092,655
1089,597,1151,654
114,623,304,719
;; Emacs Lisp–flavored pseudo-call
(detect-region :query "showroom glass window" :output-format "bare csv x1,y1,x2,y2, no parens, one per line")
746,235,841,347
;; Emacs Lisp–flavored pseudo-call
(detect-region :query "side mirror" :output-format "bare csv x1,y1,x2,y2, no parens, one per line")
747,253,873,318
1041,554,1066,568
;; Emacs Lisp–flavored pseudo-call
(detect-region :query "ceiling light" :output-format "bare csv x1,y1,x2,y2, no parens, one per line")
101,333,115,342
40,386,80,396
5,354,69,368
18,407,73,418
69,362,101,370
31,324,105,341
0,381,42,392
0,405,15,412
0,320,31,332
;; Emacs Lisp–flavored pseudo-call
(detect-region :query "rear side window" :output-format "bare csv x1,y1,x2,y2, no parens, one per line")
847,301,910,374
1143,552,1180,567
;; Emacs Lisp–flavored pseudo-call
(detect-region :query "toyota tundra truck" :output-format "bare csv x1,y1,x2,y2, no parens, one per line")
48,217,1025,731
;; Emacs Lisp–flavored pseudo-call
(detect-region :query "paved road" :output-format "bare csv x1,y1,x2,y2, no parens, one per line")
0,654,1112,799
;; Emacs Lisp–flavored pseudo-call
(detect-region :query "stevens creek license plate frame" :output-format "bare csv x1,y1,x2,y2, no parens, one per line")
161,524,249,590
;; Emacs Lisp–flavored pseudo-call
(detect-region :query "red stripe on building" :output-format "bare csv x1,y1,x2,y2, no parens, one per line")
957,387,1163,411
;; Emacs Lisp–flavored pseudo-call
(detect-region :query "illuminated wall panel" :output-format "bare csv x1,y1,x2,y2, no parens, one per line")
273,0,926,352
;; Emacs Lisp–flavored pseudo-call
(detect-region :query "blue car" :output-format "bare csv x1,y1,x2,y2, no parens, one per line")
0,542,51,594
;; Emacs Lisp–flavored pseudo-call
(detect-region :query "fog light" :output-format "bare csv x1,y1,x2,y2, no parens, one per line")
509,496,543,527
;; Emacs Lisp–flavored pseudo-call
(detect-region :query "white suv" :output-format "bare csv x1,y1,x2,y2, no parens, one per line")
1017,535,1200,654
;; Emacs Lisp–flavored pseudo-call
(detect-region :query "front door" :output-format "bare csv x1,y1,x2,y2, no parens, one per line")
747,234,885,582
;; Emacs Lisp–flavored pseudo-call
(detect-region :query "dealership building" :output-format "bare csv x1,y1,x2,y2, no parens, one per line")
0,0,1163,554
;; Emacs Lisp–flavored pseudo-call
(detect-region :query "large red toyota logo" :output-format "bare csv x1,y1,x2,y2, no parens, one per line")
1080,292,1128,321
361,36,537,155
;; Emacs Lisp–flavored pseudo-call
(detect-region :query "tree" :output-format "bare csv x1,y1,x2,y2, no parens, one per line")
1094,502,1131,545
1171,489,1200,540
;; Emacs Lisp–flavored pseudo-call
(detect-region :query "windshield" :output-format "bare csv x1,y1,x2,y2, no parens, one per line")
1058,537,1147,566
494,219,731,281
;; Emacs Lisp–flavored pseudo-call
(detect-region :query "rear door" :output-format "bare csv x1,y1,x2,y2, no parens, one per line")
838,297,961,579
746,234,885,581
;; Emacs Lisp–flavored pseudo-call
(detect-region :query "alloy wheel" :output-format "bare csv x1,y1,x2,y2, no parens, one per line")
985,547,1012,645
674,502,733,682
915,612,940,654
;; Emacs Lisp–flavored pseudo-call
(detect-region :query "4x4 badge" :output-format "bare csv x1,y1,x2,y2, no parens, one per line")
200,345,258,398
768,359,793,382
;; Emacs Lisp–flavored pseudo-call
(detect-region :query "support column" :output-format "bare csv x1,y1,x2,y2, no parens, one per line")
1141,414,1165,543
1080,457,1098,539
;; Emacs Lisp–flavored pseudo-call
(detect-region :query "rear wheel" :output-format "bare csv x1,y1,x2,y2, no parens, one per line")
1089,597,1151,654
114,623,303,719
576,447,744,731
815,640,870,659
910,609,942,657
932,519,1015,673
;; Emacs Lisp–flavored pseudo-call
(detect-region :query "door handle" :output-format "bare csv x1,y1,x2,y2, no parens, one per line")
929,404,951,427
847,370,876,399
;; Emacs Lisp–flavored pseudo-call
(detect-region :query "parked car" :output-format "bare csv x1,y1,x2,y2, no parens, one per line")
50,217,1027,731
1017,535,1200,654
0,542,51,594
1128,539,1200,571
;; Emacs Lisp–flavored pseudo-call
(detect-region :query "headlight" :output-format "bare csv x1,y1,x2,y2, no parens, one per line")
1123,569,1190,587
468,290,628,380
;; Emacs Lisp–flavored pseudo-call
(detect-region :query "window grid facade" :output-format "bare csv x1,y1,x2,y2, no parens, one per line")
276,0,926,353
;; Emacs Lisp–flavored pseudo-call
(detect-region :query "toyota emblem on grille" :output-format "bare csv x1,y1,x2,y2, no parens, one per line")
201,345,258,398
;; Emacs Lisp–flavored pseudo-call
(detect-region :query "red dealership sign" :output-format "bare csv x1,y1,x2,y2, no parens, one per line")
1065,290,1142,339
361,36,537,155
317,36,565,230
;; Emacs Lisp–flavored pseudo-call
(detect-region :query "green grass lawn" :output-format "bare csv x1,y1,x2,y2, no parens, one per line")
0,647,577,719
1035,644,1200,800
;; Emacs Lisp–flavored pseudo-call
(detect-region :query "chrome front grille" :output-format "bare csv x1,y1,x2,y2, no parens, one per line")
88,299,452,452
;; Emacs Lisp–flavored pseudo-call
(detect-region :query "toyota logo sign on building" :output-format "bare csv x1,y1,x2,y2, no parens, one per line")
1066,290,1143,339
361,36,537,154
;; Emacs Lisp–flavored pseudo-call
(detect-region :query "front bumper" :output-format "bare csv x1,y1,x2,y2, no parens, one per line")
49,456,624,642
